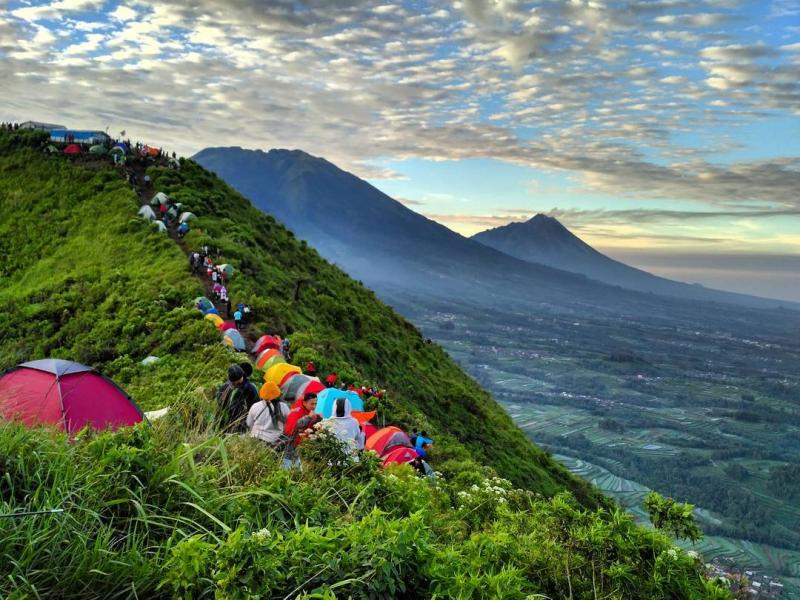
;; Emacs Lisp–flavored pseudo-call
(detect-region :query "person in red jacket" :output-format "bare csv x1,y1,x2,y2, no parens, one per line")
325,373,337,388
304,361,317,376
284,392,321,450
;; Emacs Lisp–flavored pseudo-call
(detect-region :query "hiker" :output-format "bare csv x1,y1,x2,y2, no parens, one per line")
247,382,290,452
280,337,290,359
304,361,317,376
217,364,257,433
211,269,219,285
283,392,322,468
225,297,232,318
234,308,243,330
325,373,338,388
243,304,251,322
177,222,189,238
321,397,365,457
219,285,228,303
212,282,222,299
188,253,196,272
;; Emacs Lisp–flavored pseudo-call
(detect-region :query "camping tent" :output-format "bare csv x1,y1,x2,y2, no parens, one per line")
365,427,412,457
266,363,302,387
218,264,235,277
203,307,219,316
0,359,144,434
256,348,282,368
281,373,316,401
113,142,128,153
89,144,106,155
153,192,170,206
218,322,236,332
315,389,364,418
143,146,160,157
205,313,224,327
294,378,325,403
195,297,214,311
252,335,281,356
222,329,246,351
153,221,167,233
64,144,81,155
178,212,196,223
45,144,59,153
138,205,156,221
261,353,286,372
382,446,419,467
168,157,180,170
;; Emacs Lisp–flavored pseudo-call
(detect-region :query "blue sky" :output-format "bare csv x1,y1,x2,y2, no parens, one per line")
1,0,799,299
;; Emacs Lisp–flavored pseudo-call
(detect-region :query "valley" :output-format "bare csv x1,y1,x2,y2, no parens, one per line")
397,293,800,592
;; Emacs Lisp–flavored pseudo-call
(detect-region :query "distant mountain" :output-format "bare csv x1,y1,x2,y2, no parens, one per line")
193,147,796,312
471,214,783,306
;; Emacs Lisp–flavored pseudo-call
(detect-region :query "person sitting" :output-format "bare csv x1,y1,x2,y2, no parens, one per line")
247,382,290,450
321,397,365,457
283,392,322,468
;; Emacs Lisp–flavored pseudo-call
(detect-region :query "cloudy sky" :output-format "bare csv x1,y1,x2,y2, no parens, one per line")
2,0,799,300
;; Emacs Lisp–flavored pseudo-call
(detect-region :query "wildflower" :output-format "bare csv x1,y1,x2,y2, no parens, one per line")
253,528,271,542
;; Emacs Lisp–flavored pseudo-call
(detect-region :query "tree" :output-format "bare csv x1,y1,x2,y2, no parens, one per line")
644,491,703,542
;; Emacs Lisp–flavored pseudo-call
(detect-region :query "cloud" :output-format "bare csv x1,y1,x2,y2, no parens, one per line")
0,0,797,218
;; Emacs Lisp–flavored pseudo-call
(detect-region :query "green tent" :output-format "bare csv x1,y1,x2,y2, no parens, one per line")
218,263,235,277
45,145,59,153
89,144,106,155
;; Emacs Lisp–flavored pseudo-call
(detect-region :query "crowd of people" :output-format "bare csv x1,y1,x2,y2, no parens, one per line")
215,360,432,474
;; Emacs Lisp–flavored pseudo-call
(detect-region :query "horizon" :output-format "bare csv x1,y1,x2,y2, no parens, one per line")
2,0,798,300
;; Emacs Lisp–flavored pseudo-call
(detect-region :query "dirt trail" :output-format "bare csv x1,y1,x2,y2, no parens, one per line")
125,162,262,351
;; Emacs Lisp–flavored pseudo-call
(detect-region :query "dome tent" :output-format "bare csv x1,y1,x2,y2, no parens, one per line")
153,221,167,233
0,359,144,434
382,446,419,467
252,335,281,356
89,144,106,155
152,192,170,206
205,313,224,327
256,348,284,370
365,426,412,457
64,144,81,155
194,297,214,311
138,205,156,221
315,388,364,418
222,329,246,351
178,212,196,223
266,363,302,387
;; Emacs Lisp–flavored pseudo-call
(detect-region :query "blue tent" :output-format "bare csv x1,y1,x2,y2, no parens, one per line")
114,142,129,152
222,329,246,351
203,307,219,315
315,388,364,418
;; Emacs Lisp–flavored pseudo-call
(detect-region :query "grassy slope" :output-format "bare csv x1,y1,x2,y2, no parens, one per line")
0,130,726,598
0,130,601,505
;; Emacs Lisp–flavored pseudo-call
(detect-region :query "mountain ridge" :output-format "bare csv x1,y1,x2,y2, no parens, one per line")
193,146,798,312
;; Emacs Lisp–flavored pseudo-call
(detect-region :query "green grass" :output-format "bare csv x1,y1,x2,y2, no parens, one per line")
0,129,729,598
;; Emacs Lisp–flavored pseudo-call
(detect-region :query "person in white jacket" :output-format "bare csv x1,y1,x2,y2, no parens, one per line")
246,391,289,447
321,396,365,456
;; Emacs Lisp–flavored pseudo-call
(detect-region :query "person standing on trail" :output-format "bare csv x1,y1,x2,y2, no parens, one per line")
211,269,219,284
225,297,232,318
234,308,243,330
219,285,228,303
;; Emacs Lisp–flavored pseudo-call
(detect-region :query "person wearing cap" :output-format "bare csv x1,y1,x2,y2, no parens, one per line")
247,381,290,450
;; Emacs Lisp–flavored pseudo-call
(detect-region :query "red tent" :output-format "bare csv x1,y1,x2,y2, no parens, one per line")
382,446,419,467
218,322,236,332
365,426,412,457
361,422,378,441
252,335,281,356
0,359,144,434
64,144,81,155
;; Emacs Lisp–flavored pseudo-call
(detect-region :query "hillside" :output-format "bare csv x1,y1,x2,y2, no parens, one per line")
0,129,727,598
192,146,796,312
472,214,791,307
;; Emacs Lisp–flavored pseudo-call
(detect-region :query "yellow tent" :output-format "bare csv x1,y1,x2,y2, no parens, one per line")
205,313,224,327
265,362,301,386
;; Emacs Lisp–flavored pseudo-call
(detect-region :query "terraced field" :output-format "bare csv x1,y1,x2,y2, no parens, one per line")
405,297,800,593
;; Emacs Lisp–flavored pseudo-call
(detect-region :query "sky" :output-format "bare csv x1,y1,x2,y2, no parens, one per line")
1,0,799,300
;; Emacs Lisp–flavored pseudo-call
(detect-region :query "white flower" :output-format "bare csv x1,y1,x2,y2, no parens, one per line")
253,528,271,542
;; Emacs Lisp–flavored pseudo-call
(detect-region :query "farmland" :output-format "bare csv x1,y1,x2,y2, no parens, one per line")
395,293,800,591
